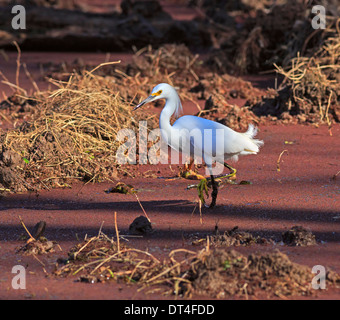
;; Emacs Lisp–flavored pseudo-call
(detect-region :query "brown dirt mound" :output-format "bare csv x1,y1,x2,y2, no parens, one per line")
188,249,338,299
191,226,271,247
0,149,25,192
282,226,317,246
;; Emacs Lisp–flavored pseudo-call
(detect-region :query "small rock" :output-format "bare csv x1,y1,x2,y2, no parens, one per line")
129,216,153,235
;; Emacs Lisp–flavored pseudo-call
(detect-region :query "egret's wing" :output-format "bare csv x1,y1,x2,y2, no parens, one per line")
173,115,263,157
223,127,264,157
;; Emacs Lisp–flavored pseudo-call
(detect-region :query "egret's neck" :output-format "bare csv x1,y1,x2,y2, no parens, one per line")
159,100,173,133
159,90,182,150
159,95,178,134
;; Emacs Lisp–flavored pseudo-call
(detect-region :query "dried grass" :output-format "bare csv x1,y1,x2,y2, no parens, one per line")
54,228,197,297
274,20,340,128
54,227,340,299
249,18,340,128
0,61,157,192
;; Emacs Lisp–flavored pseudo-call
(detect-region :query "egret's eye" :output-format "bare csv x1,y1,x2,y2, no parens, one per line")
152,90,162,97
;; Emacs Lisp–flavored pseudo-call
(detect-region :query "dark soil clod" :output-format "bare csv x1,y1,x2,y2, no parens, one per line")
129,216,153,235
282,226,316,246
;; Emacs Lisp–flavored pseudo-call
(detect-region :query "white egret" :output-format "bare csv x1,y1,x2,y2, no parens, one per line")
134,83,263,207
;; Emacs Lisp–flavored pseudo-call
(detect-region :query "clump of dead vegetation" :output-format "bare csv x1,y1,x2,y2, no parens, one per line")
0,61,158,193
53,227,340,299
249,18,340,129
17,219,60,255
54,228,197,296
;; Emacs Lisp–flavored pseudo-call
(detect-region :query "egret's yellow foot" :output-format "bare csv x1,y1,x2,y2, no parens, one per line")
211,163,237,184
180,161,205,180
187,164,238,208
181,170,206,180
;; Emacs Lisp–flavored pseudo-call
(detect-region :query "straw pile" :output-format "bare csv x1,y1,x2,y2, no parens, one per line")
0,63,157,193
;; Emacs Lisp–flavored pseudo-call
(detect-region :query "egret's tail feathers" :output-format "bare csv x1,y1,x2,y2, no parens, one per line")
253,138,264,148
243,124,264,153
244,124,257,138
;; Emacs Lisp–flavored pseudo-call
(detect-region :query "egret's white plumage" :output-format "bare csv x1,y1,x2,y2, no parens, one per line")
134,83,264,207
135,83,263,168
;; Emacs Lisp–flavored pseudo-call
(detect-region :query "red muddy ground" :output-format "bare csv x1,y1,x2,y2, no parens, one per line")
0,0,339,297
0,122,339,299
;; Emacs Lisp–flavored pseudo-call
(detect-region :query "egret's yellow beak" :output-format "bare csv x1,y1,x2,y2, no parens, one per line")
133,95,157,111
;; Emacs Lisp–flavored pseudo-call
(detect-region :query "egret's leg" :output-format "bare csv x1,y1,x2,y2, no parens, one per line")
205,165,218,208
209,174,218,208
187,158,194,171
224,162,237,179
196,174,218,208
208,164,236,207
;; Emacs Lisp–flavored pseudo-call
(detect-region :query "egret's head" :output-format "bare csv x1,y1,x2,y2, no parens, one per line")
133,83,178,112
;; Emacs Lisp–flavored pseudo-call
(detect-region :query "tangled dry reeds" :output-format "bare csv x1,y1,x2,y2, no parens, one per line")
0,62,157,192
